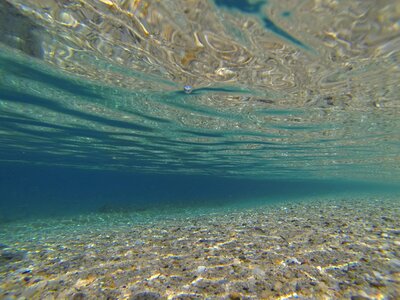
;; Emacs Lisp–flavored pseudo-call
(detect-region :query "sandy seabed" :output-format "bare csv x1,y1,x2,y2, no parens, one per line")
0,196,399,300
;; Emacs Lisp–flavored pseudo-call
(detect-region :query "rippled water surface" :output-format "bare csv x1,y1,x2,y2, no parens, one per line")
0,0,399,181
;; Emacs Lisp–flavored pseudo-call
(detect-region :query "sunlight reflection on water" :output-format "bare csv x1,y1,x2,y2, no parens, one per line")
0,0,399,181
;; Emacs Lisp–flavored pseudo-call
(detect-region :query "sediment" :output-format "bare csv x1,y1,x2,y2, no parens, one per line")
0,196,399,299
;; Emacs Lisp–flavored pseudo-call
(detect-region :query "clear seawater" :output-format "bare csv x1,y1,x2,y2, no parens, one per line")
0,1,399,298
1,0,399,220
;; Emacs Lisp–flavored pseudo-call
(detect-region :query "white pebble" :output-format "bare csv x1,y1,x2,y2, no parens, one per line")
196,266,207,273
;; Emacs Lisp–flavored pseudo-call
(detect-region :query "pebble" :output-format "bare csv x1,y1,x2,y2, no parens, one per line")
172,294,203,300
196,266,207,273
134,240,145,246
16,268,32,274
388,258,400,268
72,292,87,300
130,291,162,300
21,281,47,298
252,267,266,278
273,281,283,291
228,292,241,300
379,243,390,250
0,243,9,249
183,85,193,94
0,249,27,262
350,296,370,300
286,258,301,265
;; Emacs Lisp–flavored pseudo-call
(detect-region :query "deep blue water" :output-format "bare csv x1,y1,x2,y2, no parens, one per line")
1,164,398,223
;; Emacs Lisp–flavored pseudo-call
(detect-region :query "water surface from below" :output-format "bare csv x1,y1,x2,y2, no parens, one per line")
0,0,399,181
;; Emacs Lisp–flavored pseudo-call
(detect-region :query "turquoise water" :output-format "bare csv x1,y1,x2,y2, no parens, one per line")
0,1,400,298
0,0,399,219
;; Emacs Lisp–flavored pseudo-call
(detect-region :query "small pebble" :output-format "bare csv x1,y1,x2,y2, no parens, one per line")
196,266,207,273
286,258,301,265
0,243,9,249
184,85,193,94
0,249,27,261
72,292,87,300
389,258,400,268
228,292,241,300
252,267,266,278
351,296,370,300
130,291,161,300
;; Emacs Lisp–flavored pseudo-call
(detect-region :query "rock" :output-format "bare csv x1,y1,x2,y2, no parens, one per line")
273,281,282,291
228,292,242,300
183,85,193,94
388,258,400,268
253,226,265,233
21,281,47,298
252,267,266,278
286,258,301,265
172,294,202,300
72,292,87,300
130,291,162,300
0,249,26,262
134,240,145,246
351,296,370,300
196,266,207,273
16,268,32,274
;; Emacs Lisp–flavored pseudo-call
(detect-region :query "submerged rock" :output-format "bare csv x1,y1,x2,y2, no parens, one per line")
196,266,207,273
285,258,301,265
183,85,193,94
130,291,162,300
72,292,87,300
388,258,400,269
0,248,27,262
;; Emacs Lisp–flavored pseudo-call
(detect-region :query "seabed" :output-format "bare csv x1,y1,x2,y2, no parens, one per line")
1,196,399,299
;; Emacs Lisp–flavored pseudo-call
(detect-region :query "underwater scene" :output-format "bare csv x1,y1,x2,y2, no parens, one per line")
0,0,399,299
